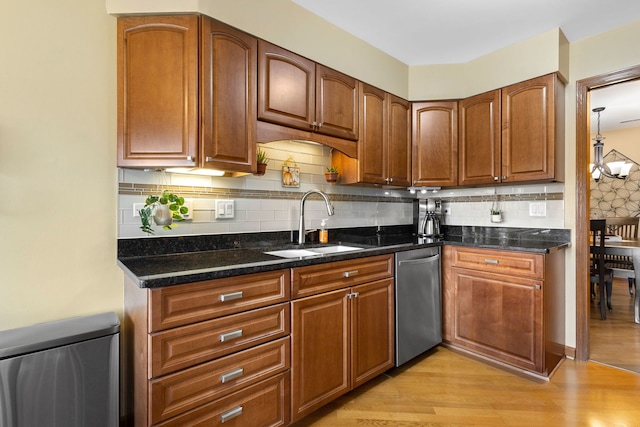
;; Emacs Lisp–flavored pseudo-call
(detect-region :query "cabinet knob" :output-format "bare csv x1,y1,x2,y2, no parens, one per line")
221,368,244,383
205,156,214,162
186,156,194,161
220,291,243,302
388,177,393,183
220,329,243,342
343,270,359,278
502,176,507,180
220,406,243,423
494,176,499,181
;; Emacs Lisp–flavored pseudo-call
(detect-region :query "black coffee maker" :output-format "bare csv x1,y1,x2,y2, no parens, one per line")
413,199,442,237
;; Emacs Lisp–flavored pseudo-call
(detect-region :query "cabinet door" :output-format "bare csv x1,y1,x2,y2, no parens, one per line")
458,90,501,185
200,18,257,173
117,15,198,167
412,101,458,187
452,268,543,373
387,94,412,187
291,289,350,422
352,278,395,388
357,83,387,184
501,74,557,182
258,40,315,132
316,64,359,141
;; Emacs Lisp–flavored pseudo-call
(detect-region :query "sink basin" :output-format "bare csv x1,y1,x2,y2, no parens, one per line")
263,249,322,258
264,245,363,258
307,245,362,254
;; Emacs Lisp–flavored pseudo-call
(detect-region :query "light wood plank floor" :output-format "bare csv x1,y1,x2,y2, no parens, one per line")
295,336,640,426
590,277,640,373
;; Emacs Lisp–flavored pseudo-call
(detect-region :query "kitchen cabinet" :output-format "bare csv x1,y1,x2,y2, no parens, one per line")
257,40,359,141
442,245,565,377
124,269,291,427
332,83,411,186
459,73,564,185
290,255,394,422
411,101,458,187
117,15,257,173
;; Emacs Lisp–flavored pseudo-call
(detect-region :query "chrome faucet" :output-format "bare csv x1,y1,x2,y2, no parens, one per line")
298,189,335,244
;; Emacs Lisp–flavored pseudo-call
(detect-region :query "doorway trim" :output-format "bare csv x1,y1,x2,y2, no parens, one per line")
575,64,640,361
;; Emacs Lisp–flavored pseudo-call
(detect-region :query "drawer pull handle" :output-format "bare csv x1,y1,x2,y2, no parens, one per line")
484,259,499,264
343,270,359,278
221,368,244,383
220,406,243,423
220,329,243,342
220,291,243,302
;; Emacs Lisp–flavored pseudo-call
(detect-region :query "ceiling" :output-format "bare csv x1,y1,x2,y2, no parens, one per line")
292,0,640,131
292,0,640,66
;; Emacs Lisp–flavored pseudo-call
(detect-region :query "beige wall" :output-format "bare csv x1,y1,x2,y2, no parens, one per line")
1,0,121,329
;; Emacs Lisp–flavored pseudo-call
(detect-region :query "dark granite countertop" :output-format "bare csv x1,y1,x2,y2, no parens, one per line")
118,225,570,288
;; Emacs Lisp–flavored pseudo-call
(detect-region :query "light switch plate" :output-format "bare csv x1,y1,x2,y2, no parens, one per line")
216,200,235,219
529,202,547,217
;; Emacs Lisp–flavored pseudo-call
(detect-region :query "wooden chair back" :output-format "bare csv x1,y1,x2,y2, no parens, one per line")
605,217,639,239
590,219,608,276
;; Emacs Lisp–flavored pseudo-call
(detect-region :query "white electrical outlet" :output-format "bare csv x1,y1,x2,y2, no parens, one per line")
215,200,235,219
529,202,547,217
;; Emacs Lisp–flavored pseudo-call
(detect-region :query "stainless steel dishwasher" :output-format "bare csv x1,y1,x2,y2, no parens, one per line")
395,247,442,366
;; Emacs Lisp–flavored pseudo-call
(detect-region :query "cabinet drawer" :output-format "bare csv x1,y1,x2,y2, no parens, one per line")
292,254,394,298
150,337,290,424
150,270,289,332
450,246,543,279
150,303,290,377
155,371,290,427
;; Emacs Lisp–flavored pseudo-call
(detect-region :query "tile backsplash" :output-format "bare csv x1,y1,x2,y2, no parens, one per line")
117,140,565,239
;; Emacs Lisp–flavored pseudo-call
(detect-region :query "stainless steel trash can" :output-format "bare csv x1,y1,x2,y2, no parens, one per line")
0,312,120,427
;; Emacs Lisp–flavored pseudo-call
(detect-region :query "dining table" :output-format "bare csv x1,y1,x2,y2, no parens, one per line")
600,237,640,324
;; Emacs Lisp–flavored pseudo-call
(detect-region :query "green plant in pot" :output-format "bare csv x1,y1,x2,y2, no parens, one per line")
325,166,339,183
255,148,269,176
139,190,189,234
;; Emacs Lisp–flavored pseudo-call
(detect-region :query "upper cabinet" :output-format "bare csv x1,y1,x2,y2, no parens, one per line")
459,73,564,185
411,101,459,187
117,15,257,173
332,83,411,186
258,40,358,141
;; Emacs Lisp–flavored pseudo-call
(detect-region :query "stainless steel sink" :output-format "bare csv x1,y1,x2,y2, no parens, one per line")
264,245,363,258
263,249,321,258
306,245,362,254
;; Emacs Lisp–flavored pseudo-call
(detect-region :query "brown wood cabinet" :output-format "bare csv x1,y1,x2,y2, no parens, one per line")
117,15,257,173
459,73,564,185
124,269,291,426
411,101,458,187
332,83,411,186
290,255,395,422
258,40,358,141
442,245,565,377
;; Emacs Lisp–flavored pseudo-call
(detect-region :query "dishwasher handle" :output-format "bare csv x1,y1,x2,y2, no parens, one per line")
397,254,440,266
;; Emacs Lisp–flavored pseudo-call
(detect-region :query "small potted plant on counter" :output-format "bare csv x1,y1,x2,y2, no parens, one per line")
255,147,269,176
139,190,189,234
325,166,339,183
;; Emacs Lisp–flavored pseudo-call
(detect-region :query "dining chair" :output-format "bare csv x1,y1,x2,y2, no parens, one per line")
591,219,613,320
605,216,639,295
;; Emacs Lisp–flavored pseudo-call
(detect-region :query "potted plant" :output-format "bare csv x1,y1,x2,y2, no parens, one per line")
255,147,269,176
490,208,502,223
139,190,189,234
325,166,339,183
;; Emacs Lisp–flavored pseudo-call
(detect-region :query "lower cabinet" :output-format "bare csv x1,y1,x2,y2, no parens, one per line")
442,245,565,376
124,269,291,427
124,255,395,426
290,254,395,422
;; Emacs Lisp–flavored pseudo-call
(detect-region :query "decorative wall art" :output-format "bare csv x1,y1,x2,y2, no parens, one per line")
590,150,640,218
282,156,300,188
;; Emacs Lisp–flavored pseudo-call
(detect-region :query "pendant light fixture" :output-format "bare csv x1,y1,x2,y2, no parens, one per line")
589,106,632,182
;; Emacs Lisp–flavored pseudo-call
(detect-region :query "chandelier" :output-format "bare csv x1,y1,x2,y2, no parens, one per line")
589,106,632,182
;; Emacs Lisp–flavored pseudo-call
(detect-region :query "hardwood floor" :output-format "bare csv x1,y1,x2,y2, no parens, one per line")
294,346,640,426
590,277,640,373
